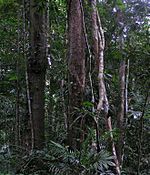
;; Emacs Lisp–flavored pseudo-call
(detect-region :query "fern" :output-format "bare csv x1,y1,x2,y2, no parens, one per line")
14,139,115,175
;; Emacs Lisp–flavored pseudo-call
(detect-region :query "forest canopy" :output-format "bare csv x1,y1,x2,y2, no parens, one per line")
0,0,149,174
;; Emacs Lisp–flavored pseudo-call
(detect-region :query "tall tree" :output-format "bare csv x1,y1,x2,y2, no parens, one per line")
26,0,48,149
67,0,86,149
91,0,120,174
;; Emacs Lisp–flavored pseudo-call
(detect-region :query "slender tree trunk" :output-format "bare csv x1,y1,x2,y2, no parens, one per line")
107,116,121,175
15,74,20,146
116,60,126,167
61,79,68,130
15,11,21,146
91,1,120,174
91,0,107,151
27,0,48,150
91,0,103,153
121,59,129,165
68,0,86,150
22,0,32,150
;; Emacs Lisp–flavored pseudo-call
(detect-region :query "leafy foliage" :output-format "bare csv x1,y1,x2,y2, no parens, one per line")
0,0,149,174
12,140,115,175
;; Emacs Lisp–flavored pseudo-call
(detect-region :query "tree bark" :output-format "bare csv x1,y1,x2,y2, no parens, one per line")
22,0,32,150
68,0,86,150
116,60,126,167
121,59,129,165
91,1,120,174
27,0,48,150
15,10,21,146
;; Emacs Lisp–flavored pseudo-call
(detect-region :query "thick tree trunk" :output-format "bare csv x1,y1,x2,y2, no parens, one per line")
68,0,86,150
27,0,47,150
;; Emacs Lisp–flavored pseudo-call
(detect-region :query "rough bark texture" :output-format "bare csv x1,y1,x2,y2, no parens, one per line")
22,0,32,151
27,0,47,149
68,0,85,149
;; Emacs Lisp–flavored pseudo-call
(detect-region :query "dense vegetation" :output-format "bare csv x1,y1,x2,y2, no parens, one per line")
0,0,149,174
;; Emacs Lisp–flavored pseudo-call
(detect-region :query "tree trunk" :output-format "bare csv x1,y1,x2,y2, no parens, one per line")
15,12,21,146
91,1,120,174
116,60,126,167
121,59,129,165
27,0,48,150
68,0,86,150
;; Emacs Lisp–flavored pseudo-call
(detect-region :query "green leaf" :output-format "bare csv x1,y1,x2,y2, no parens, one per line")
144,114,150,119
83,101,94,107
50,140,66,150
8,75,17,81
